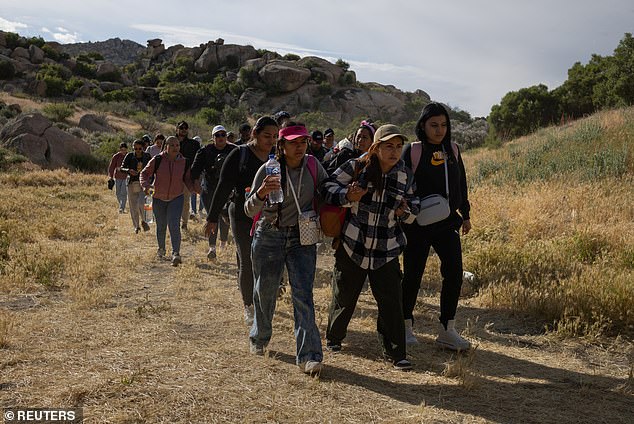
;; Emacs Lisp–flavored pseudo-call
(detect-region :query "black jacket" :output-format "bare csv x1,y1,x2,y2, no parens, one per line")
190,143,237,193
121,152,151,184
402,141,470,227
179,136,201,168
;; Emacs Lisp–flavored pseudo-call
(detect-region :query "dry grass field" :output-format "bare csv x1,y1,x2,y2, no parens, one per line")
1,107,633,423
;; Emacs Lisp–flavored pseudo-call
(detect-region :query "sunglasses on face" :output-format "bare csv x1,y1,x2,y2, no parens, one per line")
215,133,227,137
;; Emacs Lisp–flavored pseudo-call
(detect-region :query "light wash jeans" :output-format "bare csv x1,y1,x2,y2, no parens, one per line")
127,181,145,229
115,178,127,211
250,222,323,364
153,195,184,255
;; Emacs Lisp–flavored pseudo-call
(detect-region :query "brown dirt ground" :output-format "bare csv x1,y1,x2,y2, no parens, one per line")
1,198,632,423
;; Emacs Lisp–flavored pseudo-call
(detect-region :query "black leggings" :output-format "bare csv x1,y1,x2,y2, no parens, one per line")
401,223,463,325
228,202,254,307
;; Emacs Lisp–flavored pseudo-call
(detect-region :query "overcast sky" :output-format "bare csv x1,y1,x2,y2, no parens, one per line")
2,0,633,117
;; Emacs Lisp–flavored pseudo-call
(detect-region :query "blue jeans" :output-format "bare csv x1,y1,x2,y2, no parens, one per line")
250,223,323,364
153,195,184,255
190,193,198,214
115,178,127,211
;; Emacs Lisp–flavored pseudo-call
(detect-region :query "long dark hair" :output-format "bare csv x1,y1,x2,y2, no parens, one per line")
414,102,455,161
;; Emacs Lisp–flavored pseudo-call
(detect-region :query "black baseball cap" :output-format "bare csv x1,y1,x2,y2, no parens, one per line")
324,128,334,137
311,130,324,141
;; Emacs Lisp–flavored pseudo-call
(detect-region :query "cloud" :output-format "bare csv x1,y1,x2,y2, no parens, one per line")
40,25,81,43
0,16,28,32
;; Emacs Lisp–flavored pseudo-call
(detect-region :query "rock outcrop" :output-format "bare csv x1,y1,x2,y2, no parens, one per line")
0,113,91,168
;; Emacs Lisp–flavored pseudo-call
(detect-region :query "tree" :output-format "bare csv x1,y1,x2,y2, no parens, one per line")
488,84,559,139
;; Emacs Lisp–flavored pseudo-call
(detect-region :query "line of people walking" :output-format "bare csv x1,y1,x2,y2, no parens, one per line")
107,102,473,375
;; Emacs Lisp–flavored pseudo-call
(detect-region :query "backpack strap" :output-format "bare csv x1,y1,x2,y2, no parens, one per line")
152,154,163,177
238,144,250,173
451,142,459,160
305,154,319,212
410,141,422,173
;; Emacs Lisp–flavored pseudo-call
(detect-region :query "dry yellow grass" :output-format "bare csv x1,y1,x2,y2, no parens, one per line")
0,168,632,423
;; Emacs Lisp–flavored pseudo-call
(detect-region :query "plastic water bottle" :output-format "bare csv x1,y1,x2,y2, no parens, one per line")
265,154,284,204
144,192,154,224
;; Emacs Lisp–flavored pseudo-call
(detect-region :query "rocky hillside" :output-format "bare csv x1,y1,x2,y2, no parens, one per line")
0,30,486,149
60,38,146,66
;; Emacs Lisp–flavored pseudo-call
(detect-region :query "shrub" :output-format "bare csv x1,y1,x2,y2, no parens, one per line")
283,53,300,61
42,103,74,122
74,61,97,79
138,69,160,87
42,76,65,97
101,88,136,103
64,77,84,95
335,58,350,71
159,82,204,109
196,107,222,125
238,67,259,87
222,104,247,127
41,45,60,61
68,154,108,173
0,146,28,171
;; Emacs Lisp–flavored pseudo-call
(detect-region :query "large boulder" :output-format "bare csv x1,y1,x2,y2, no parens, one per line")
29,45,45,64
10,47,30,61
96,62,119,79
258,61,311,93
216,44,258,69
78,113,113,133
194,45,218,72
297,56,344,85
0,113,91,169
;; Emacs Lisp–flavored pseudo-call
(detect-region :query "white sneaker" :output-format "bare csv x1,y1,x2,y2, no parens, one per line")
299,360,323,375
244,305,254,326
171,254,182,267
436,320,471,351
405,319,418,345
207,247,216,260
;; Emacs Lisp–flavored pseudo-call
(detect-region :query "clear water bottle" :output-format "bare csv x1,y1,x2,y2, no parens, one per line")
144,192,154,223
265,154,284,204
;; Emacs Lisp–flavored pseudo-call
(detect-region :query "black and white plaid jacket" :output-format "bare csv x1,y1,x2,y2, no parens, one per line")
322,158,420,270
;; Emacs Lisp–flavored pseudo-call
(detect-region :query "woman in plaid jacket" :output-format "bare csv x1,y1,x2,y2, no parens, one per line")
321,124,420,370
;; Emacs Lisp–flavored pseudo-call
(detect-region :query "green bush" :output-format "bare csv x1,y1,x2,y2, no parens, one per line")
222,104,247,127
238,67,259,87
317,82,332,95
283,53,300,61
41,44,60,61
335,59,350,71
196,107,222,125
159,82,205,109
139,69,160,87
41,103,74,122
102,88,136,103
64,77,84,95
42,76,65,97
0,146,28,171
68,153,108,173
74,61,97,79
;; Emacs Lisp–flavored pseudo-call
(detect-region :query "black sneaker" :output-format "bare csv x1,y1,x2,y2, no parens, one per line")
326,341,342,352
392,359,412,371
135,227,140,234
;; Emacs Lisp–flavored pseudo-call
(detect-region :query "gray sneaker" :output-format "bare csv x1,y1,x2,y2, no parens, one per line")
157,248,166,260
249,341,264,356
299,360,323,376
171,254,182,267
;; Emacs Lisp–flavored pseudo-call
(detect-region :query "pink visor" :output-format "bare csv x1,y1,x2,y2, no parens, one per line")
279,125,310,140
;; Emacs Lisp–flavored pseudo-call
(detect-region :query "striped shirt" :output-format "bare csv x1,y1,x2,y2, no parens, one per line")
322,158,419,270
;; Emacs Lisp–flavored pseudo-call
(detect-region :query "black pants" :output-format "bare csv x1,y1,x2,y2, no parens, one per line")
202,190,229,246
228,202,254,307
327,247,406,362
402,221,463,325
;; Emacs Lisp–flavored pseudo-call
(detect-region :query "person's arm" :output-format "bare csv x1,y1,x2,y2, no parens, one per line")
190,147,206,182
400,168,419,224
457,150,470,221
140,155,156,192
120,153,133,174
244,165,267,218
107,155,117,179
207,147,241,223
321,159,361,206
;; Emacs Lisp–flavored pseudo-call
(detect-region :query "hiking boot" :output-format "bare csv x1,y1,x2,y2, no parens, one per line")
244,304,254,326
249,341,264,356
171,254,182,267
392,359,413,371
207,247,216,260
299,360,323,376
326,340,342,352
436,320,471,351
405,319,418,345
141,221,150,232
135,227,141,234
